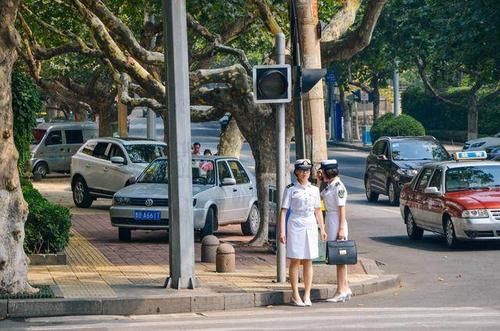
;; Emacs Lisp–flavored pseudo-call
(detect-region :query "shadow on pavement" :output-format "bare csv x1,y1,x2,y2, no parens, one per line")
370,235,500,252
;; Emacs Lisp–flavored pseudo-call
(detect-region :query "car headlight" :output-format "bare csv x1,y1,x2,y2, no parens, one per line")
113,196,130,205
396,168,419,177
461,209,489,218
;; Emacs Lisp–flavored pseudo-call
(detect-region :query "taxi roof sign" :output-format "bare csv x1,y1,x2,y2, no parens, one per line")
453,150,488,161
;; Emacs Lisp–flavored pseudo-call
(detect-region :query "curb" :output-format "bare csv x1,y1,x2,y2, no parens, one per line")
0,275,400,319
328,141,372,152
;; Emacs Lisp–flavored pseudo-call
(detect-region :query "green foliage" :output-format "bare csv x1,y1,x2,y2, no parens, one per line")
12,69,41,173
402,85,500,140
22,180,72,254
370,113,425,142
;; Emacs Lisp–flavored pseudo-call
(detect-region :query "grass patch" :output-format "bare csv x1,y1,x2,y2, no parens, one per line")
0,285,55,299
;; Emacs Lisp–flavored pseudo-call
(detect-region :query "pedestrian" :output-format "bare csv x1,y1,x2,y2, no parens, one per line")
203,149,212,156
192,142,201,155
319,159,352,303
279,159,327,307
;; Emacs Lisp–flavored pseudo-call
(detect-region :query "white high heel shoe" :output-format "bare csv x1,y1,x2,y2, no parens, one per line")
326,289,352,303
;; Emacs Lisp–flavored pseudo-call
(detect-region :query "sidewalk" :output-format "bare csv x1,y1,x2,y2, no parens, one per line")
0,178,400,319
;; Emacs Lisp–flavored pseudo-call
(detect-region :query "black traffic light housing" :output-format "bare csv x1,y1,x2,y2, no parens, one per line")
298,67,327,94
253,64,292,104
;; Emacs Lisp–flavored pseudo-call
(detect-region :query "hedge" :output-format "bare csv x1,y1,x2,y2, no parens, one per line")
402,86,500,141
370,113,426,142
22,180,72,254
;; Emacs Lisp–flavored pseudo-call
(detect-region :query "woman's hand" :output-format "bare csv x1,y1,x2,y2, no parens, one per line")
337,226,347,240
320,229,327,241
279,231,286,244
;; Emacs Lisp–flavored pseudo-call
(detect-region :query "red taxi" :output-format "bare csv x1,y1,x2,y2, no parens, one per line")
400,151,500,248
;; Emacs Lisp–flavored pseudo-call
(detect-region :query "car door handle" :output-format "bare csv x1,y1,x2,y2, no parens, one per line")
60,148,64,152
249,187,253,190
85,164,91,168
233,188,237,192
103,167,109,172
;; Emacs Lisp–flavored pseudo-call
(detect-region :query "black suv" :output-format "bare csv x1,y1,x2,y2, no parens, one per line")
364,136,450,205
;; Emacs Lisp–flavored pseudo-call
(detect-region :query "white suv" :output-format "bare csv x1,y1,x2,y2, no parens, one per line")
71,137,167,207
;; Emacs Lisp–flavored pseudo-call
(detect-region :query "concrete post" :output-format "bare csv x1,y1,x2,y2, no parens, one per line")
162,0,196,289
393,67,400,117
201,235,220,263
216,243,235,273
146,109,156,140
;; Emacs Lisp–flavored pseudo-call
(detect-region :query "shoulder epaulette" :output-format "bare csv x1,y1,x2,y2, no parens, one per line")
286,183,294,188
334,182,340,187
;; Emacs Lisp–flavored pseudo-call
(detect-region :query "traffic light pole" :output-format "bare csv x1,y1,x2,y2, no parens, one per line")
290,0,306,159
275,33,287,284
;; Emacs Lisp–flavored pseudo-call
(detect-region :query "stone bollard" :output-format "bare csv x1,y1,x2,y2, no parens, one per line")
216,243,235,273
201,235,220,263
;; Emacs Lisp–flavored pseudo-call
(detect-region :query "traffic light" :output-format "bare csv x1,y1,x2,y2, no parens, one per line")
299,67,327,94
253,64,291,104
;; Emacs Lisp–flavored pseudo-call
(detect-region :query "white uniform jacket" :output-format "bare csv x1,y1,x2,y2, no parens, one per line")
281,182,320,259
320,177,348,240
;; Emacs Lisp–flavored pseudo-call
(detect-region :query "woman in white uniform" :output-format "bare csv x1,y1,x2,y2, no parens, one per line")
319,159,352,303
279,159,327,307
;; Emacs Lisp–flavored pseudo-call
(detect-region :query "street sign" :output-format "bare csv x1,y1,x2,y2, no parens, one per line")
325,71,336,85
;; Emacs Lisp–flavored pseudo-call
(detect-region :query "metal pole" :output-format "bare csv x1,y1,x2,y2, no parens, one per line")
147,109,156,140
290,0,305,159
393,66,400,116
162,0,196,289
275,33,287,284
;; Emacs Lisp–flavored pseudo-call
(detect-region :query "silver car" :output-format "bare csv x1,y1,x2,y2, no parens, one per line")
110,156,260,241
71,137,167,208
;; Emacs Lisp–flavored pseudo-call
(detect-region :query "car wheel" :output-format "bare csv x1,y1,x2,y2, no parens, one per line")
388,181,400,206
406,209,423,240
365,177,379,202
72,177,93,208
444,216,459,249
241,204,260,236
200,207,215,239
118,228,131,242
33,162,49,178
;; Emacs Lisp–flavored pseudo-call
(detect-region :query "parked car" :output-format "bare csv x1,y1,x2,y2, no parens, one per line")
365,136,450,206
400,151,500,248
463,132,500,151
109,156,259,241
219,112,232,130
485,145,500,159
31,121,98,177
71,137,167,208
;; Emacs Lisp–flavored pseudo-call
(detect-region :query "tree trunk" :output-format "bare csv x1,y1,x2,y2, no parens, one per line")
218,116,243,157
96,106,113,137
467,95,479,139
339,86,352,142
372,81,380,120
352,101,360,140
297,0,327,165
0,0,38,295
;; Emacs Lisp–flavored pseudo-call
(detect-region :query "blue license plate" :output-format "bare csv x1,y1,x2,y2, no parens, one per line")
134,210,161,221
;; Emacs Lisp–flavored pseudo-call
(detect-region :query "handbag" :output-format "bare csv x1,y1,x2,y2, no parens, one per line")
327,240,358,265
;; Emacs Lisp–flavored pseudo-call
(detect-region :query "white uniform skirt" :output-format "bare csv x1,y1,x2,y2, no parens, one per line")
286,215,318,259
325,212,348,240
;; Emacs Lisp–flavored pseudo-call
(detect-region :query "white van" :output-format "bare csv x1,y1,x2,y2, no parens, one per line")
31,121,98,177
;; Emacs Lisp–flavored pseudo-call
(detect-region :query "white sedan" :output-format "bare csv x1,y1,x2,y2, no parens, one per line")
110,156,260,241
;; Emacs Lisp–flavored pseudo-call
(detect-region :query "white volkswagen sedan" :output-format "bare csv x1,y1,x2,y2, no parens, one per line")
110,156,260,241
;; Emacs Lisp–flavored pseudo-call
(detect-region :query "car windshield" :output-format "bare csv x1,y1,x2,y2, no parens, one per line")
32,129,46,145
446,165,500,192
124,144,167,163
138,159,216,185
391,141,449,161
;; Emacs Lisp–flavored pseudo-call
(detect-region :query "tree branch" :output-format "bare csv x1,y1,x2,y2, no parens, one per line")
322,0,388,63
119,73,165,111
321,0,362,42
251,0,282,35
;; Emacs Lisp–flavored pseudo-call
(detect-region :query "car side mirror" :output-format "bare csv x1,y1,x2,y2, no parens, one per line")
424,187,441,195
221,178,236,186
111,156,125,164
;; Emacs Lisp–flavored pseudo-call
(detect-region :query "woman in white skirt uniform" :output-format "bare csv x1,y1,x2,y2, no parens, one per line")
279,159,327,307
319,159,352,303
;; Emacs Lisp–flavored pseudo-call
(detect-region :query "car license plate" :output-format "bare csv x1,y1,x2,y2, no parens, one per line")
134,210,161,221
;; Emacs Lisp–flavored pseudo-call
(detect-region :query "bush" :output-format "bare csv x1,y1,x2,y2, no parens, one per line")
370,113,426,142
22,180,71,254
